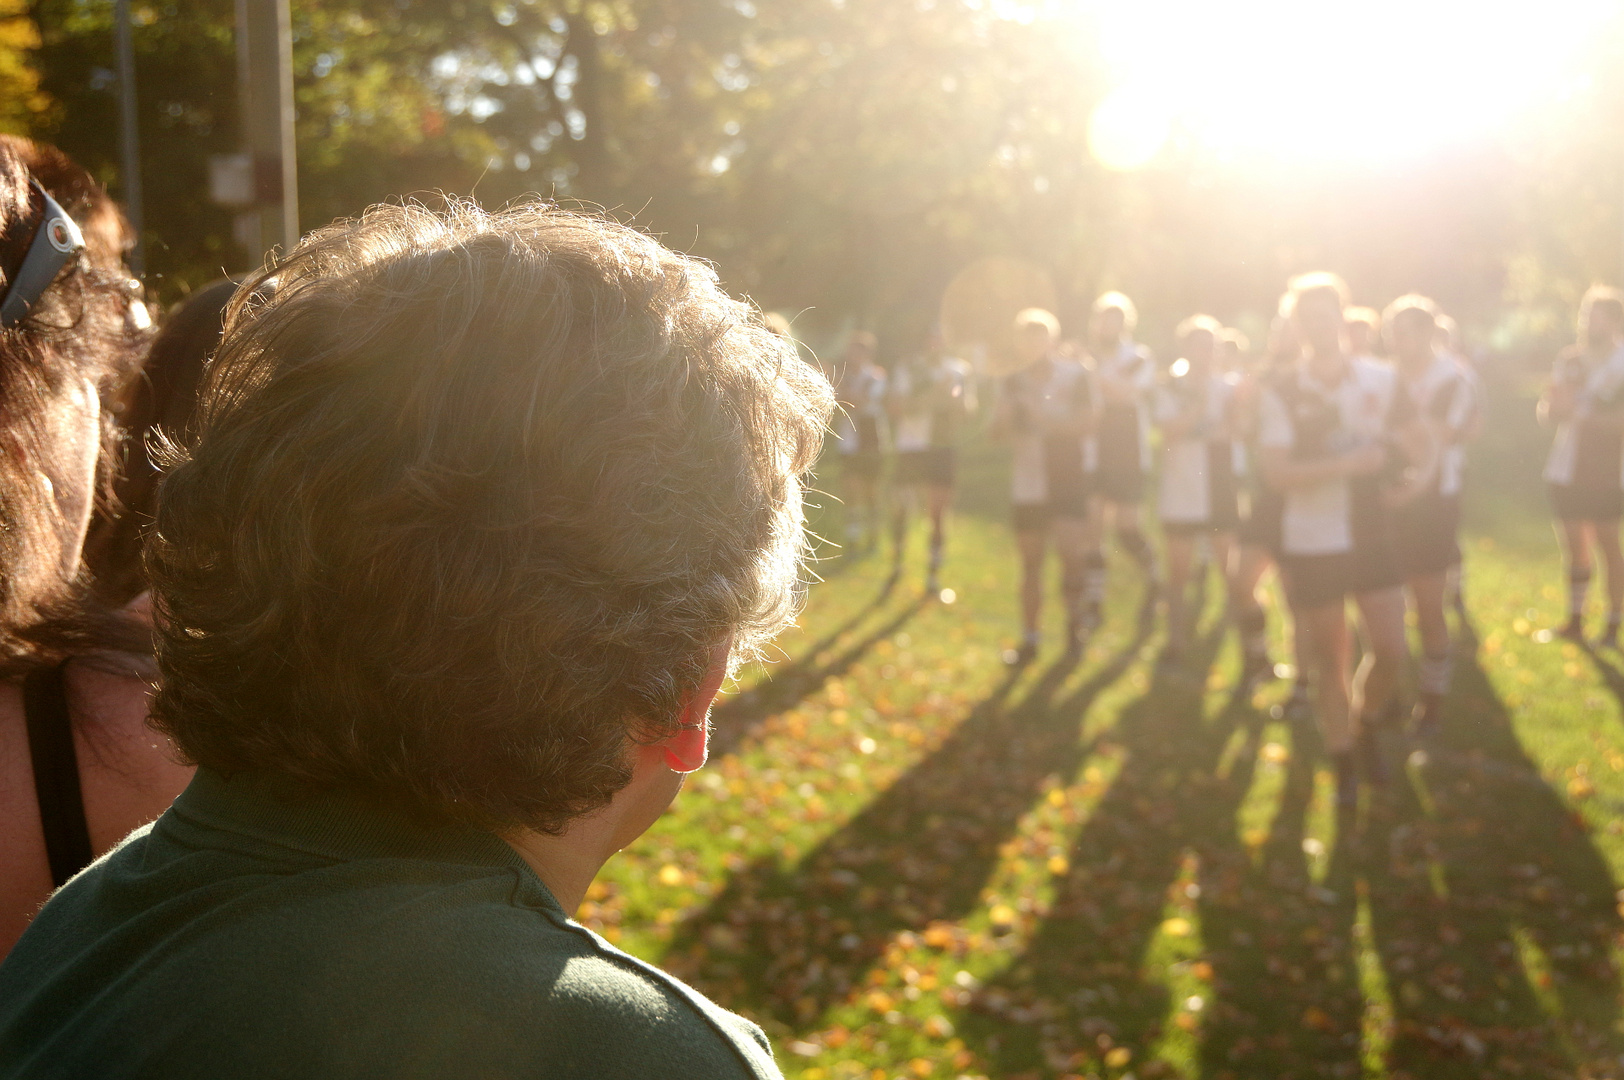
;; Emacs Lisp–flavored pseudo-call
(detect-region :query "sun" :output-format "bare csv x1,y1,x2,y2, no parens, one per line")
1075,0,1616,170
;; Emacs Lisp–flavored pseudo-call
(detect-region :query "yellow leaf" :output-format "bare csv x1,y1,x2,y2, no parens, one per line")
1161,917,1192,937
988,904,1017,927
1047,788,1066,807
657,864,684,887
1104,1046,1131,1067
1047,854,1070,875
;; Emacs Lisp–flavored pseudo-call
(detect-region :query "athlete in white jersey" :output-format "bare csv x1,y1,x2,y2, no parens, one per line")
832,332,888,551
1085,292,1158,609
1154,315,1243,663
994,309,1096,665
1257,273,1431,811
1540,286,1624,646
889,329,976,594
1385,296,1478,739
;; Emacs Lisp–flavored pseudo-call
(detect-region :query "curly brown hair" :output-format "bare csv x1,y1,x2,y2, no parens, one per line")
0,135,147,677
147,200,833,833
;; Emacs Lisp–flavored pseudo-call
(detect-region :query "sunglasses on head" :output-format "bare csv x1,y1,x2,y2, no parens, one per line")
0,181,87,329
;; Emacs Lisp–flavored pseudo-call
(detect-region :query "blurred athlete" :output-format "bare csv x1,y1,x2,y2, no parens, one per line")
889,328,976,594
832,331,888,552
1216,327,1250,378
1086,292,1159,609
995,308,1096,665
1258,273,1430,811
1155,315,1243,664
1541,286,1624,646
1233,308,1304,697
1434,312,1482,622
1385,296,1477,738
1345,306,1382,358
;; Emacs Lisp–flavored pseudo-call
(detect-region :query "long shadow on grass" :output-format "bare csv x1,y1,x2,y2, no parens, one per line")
667,624,1152,1028
711,589,928,759
1358,647,1624,1078
1193,691,1364,1079
958,625,1347,1077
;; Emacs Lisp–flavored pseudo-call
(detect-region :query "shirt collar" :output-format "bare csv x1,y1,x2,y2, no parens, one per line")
166,768,564,914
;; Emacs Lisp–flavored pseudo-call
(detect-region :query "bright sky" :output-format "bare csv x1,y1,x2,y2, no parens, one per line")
1076,0,1618,170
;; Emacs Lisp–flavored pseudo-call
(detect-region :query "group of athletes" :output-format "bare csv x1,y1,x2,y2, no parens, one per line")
827,271,1517,812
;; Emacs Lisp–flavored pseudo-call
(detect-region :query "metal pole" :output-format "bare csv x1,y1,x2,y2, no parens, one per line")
239,0,298,263
113,0,143,277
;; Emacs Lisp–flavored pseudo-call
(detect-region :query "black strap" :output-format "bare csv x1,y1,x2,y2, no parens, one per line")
23,663,93,887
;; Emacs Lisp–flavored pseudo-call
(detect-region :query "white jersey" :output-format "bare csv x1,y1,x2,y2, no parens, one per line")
1544,344,1624,487
1258,356,1409,556
1089,340,1156,473
1005,357,1095,505
1403,352,1477,498
1155,369,1238,525
891,356,974,451
834,365,889,455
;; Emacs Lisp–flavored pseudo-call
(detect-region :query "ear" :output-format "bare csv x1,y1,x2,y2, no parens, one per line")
661,639,732,774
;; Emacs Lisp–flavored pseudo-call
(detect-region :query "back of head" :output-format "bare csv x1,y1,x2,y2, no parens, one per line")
148,201,834,833
84,278,238,605
1579,284,1624,350
1285,271,1351,316
1092,291,1137,325
0,135,143,675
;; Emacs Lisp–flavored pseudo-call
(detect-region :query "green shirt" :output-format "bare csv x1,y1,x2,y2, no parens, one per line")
0,769,782,1080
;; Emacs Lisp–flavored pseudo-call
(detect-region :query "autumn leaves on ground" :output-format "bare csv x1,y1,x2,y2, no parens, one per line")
577,413,1624,1080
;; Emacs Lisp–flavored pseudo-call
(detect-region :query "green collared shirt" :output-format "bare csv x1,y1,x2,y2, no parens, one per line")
0,769,782,1080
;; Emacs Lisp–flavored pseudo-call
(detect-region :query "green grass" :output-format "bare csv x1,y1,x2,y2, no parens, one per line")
578,380,1624,1080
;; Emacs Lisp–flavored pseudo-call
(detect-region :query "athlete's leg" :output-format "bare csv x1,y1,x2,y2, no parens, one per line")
1556,518,1593,639
1351,585,1410,789
1055,516,1092,652
1014,527,1049,663
1233,543,1274,680
1082,499,1109,628
890,481,917,570
1163,530,1196,657
845,472,878,549
1408,571,1452,736
1593,518,1624,647
925,482,953,589
1296,599,1352,749
1113,500,1157,584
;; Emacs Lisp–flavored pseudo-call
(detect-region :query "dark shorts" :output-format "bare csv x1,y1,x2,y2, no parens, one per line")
1548,482,1623,523
896,447,956,487
1393,492,1462,578
1164,516,1237,539
1012,494,1091,533
1237,489,1282,554
1279,546,1405,611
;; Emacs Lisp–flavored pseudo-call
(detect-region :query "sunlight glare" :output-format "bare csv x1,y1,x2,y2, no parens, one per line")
1081,0,1615,167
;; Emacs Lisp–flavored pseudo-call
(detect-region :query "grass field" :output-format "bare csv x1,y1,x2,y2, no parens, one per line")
578,376,1624,1080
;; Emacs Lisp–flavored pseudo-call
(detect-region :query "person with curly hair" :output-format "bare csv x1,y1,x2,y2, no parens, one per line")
0,135,191,959
0,200,833,1079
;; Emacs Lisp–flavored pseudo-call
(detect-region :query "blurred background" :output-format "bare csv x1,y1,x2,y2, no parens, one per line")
4,0,1622,358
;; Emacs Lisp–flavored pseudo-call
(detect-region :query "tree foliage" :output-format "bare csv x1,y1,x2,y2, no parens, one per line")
17,0,1624,354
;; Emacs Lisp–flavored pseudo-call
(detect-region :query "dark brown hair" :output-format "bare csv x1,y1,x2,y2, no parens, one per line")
148,200,833,833
83,278,236,606
0,135,146,677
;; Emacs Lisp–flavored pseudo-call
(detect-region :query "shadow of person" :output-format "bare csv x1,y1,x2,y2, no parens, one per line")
1360,645,1624,1078
1194,693,1364,1080
711,589,928,759
958,623,1273,1077
666,622,1153,1029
